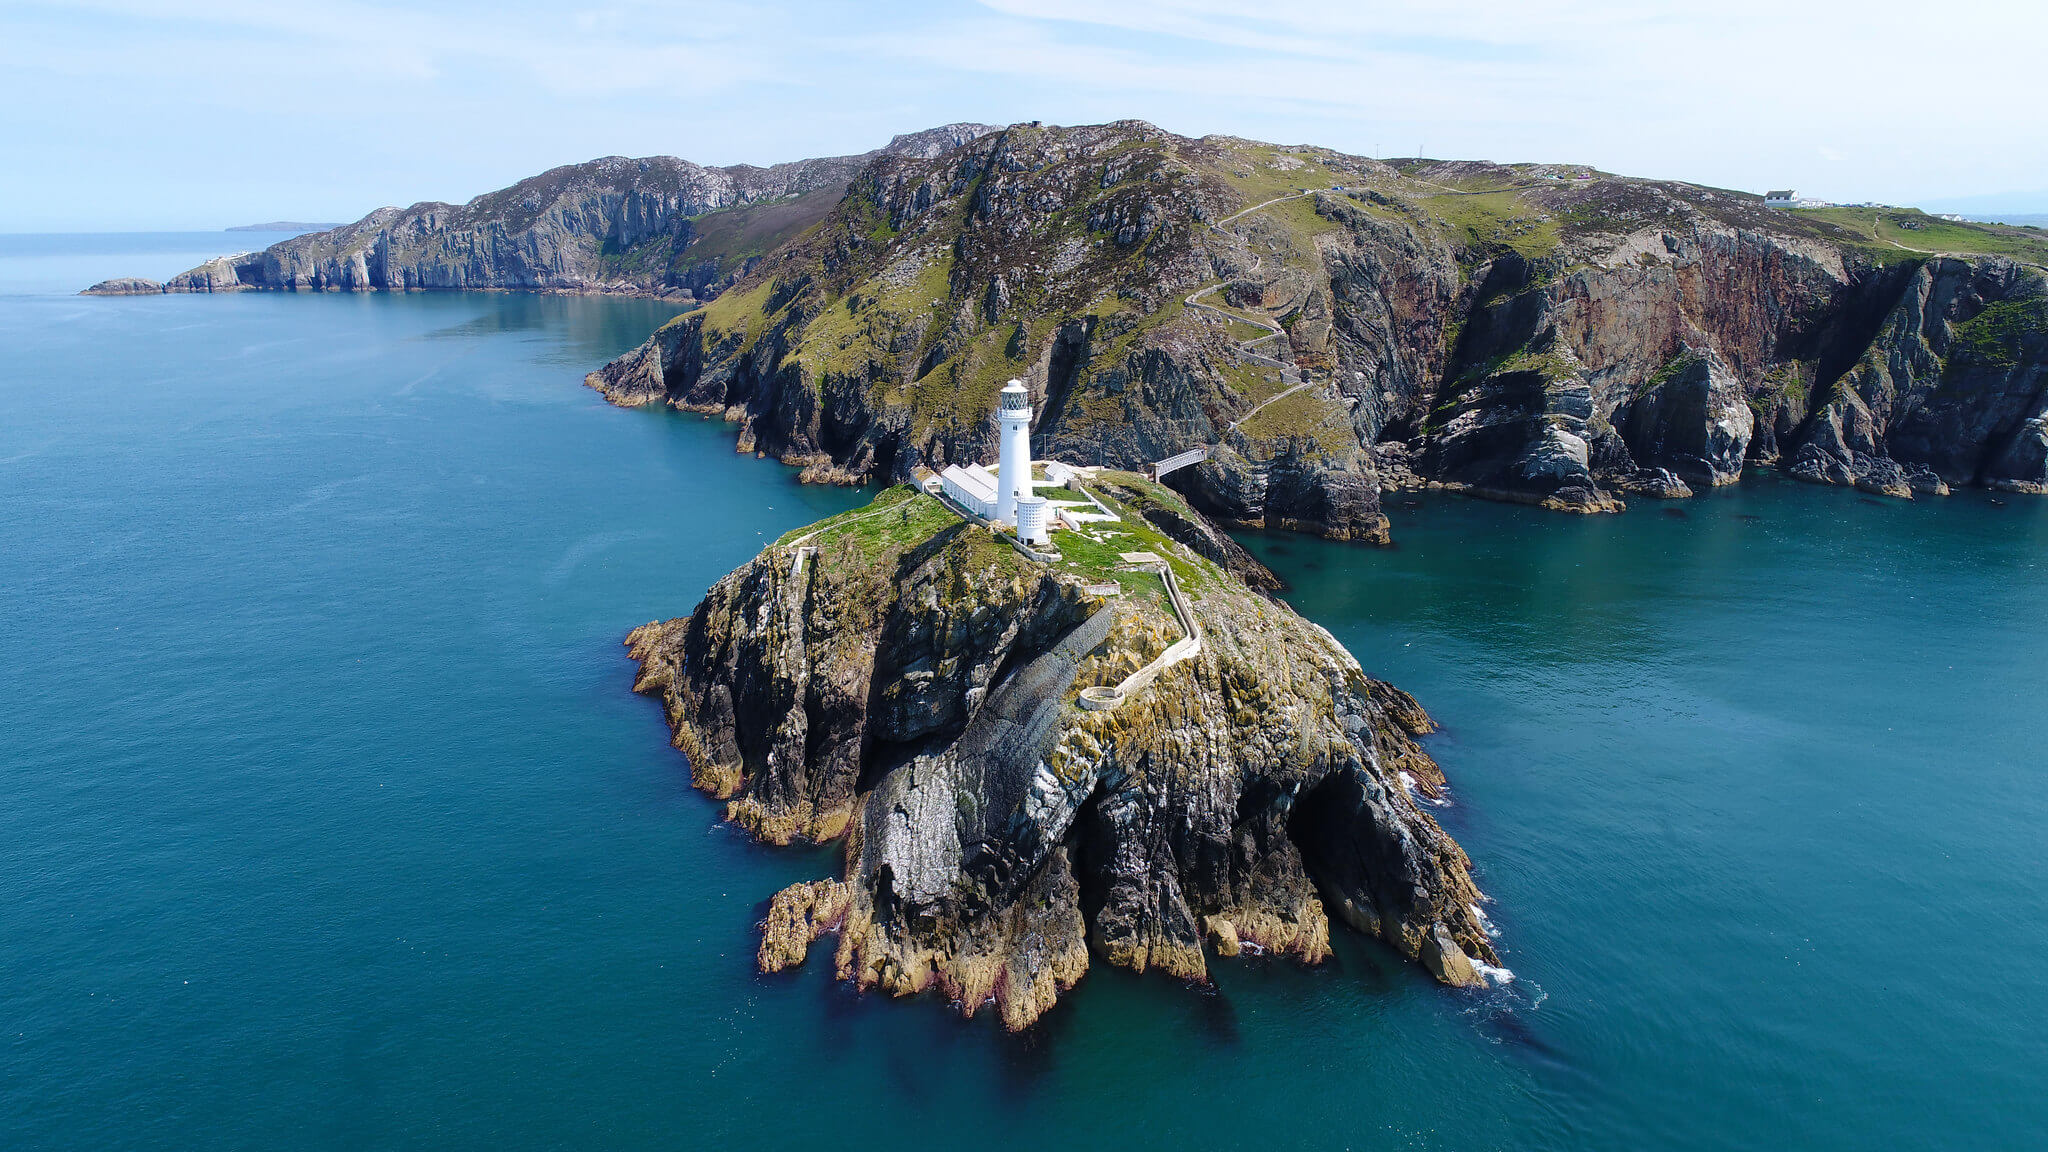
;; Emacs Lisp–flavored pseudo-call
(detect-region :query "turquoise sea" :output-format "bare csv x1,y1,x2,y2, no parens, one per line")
4,236,2045,1150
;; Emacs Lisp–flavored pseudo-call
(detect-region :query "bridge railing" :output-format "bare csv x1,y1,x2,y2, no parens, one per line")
1151,447,1210,479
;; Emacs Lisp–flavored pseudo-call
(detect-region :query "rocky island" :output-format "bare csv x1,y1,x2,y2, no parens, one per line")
624,473,1498,1029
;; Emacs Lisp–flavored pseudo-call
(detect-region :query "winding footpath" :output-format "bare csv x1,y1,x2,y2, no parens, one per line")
1159,188,1335,476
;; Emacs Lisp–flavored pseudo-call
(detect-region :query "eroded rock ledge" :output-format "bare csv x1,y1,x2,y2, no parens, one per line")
625,479,1497,1029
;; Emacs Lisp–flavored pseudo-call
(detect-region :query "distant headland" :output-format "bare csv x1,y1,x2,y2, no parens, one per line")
225,222,341,233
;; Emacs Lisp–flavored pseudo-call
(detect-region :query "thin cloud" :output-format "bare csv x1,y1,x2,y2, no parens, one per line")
1,0,2043,228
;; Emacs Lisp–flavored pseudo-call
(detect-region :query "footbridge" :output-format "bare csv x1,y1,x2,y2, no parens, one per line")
1151,446,1211,480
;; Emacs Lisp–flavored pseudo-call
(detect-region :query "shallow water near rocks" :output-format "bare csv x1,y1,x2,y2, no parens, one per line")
4,238,2046,1150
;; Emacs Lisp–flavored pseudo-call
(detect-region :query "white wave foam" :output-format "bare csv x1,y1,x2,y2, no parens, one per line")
1472,959,1516,986
1469,902,1502,938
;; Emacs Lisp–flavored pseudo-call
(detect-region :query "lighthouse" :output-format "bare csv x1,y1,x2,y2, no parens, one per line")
995,378,1032,525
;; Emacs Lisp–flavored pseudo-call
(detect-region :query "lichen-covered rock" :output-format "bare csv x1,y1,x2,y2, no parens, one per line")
625,480,1498,1029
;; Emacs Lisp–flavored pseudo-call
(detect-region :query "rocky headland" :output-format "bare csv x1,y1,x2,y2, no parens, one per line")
84,124,997,304
92,119,2048,529
624,479,1498,1029
584,121,2048,532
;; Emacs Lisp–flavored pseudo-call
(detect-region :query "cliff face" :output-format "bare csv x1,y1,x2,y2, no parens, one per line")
90,125,996,303
1787,258,2048,495
587,122,1404,541
587,122,2048,526
625,481,1498,1029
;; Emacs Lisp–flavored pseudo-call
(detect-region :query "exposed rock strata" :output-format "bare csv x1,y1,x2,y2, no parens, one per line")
585,121,2048,525
625,482,1497,1029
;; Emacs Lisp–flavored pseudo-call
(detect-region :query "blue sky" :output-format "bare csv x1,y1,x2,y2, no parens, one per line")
3,0,2044,230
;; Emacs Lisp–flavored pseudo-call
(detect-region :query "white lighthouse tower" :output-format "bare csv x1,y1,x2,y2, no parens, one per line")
995,378,1033,525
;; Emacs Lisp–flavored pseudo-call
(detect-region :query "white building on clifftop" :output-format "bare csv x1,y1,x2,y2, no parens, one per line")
924,378,1117,549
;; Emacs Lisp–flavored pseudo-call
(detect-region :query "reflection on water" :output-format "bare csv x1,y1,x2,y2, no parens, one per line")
422,293,691,365
0,231,305,296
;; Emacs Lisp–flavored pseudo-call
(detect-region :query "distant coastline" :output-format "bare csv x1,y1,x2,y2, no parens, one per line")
226,222,339,233
1965,212,2048,229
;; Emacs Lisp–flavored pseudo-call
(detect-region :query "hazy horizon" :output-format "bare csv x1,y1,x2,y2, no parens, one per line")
4,0,2045,231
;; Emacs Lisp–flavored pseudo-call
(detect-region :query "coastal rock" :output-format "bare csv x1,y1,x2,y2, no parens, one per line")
1783,257,2048,494
1606,465,1694,499
80,277,162,296
625,480,1499,1029
1616,349,1754,486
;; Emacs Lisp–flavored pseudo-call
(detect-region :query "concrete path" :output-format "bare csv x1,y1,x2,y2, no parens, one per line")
1229,379,1314,430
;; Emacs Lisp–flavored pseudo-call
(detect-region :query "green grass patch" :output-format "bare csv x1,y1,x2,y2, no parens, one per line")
1208,146,1354,206
773,485,957,558
696,277,780,352
1219,358,1292,408
1948,296,2048,372
1236,386,1344,441
1414,190,1561,258
1049,474,1227,597
1793,207,2048,265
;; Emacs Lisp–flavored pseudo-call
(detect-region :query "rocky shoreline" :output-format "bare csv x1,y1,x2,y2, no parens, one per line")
624,481,1499,1029
93,118,2048,536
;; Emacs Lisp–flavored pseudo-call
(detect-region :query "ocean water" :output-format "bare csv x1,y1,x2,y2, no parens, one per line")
0,232,307,296
4,238,2045,1150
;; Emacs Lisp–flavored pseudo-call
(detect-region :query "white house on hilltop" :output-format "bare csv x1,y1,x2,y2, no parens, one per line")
1765,190,1796,209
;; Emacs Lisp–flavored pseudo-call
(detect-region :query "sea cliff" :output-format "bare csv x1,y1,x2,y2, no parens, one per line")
586,122,2048,529
624,479,1497,1029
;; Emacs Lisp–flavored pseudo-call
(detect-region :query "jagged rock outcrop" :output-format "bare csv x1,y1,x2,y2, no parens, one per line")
85,125,998,301
1789,257,2048,495
625,481,1498,1029
587,120,2048,529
